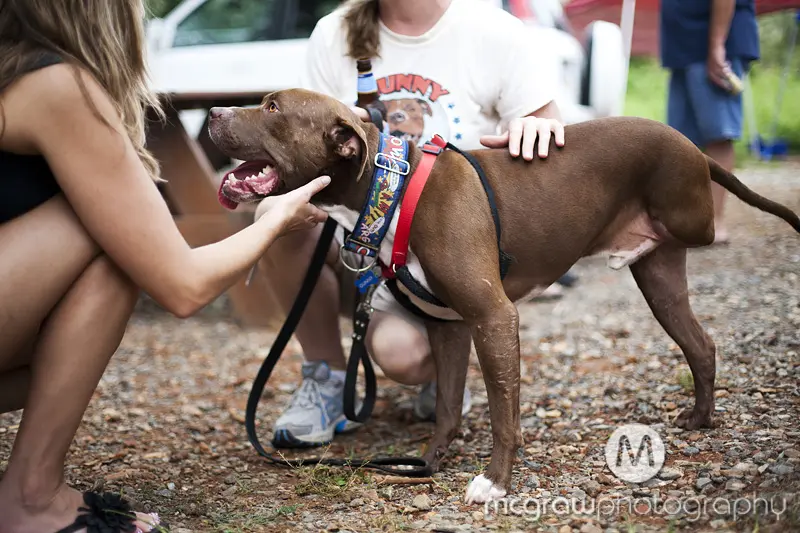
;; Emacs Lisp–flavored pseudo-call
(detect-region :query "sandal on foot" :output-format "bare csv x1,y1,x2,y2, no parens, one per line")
54,491,167,533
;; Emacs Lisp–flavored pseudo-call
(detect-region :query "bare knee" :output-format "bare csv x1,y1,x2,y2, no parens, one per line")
79,255,139,311
261,226,324,270
367,316,432,385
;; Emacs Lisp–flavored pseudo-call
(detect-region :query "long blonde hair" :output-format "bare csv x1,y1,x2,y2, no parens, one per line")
0,0,163,180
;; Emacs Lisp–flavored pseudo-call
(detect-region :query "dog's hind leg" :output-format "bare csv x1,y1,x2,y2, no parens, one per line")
630,245,716,429
462,298,522,504
422,319,472,473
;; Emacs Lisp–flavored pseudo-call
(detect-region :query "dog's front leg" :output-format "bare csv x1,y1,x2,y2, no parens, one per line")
464,299,522,504
422,319,472,472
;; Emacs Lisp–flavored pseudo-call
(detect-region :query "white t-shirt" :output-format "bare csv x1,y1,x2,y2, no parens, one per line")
301,0,560,151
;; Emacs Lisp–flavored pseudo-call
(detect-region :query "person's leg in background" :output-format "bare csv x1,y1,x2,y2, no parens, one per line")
365,287,472,422
258,225,363,448
683,57,748,244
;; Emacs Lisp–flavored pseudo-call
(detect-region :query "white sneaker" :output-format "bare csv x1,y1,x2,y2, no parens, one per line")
271,361,362,448
412,381,472,422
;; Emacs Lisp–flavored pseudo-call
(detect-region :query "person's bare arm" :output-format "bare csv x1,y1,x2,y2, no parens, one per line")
707,0,736,89
25,65,328,317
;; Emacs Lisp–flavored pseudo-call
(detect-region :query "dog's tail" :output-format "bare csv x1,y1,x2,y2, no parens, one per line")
706,154,800,233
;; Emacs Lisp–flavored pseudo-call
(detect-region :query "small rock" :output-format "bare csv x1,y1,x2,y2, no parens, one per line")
526,474,541,489
155,488,173,498
181,404,203,417
558,526,571,533
349,498,365,507
223,474,236,485
658,468,682,481
725,479,746,491
580,523,602,533
683,446,700,456
472,511,484,522
710,519,729,529
582,480,601,497
166,482,175,491
758,464,770,474
696,477,713,490
753,452,767,463
783,449,800,459
412,493,431,511
365,489,380,502
596,473,616,485
770,464,794,475
102,408,123,422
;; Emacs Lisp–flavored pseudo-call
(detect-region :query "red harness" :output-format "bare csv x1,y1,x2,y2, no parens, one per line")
382,134,447,279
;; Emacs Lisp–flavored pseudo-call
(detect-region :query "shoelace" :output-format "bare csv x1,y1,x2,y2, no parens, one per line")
288,378,323,411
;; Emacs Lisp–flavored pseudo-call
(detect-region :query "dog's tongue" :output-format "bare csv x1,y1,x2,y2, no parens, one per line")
216,160,278,210
217,178,239,210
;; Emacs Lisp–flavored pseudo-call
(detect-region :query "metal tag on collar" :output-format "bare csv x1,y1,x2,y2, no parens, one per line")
355,269,381,294
374,152,410,176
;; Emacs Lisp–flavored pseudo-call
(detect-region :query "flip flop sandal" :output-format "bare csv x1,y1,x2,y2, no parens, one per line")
54,491,167,533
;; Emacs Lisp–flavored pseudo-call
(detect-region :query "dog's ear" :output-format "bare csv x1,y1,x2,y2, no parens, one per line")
417,99,433,116
327,117,369,181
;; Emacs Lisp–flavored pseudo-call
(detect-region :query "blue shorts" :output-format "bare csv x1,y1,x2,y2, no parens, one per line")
667,57,747,147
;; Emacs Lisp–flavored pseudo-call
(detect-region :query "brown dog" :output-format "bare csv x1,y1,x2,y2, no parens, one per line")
385,98,433,144
207,88,800,504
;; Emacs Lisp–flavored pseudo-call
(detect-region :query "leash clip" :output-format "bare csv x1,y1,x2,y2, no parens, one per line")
374,152,410,176
339,245,378,273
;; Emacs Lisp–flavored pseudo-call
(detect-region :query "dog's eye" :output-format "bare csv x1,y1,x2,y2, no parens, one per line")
267,102,279,113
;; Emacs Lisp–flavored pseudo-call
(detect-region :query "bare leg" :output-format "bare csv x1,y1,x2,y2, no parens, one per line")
630,245,716,429
365,311,435,385
258,225,347,369
704,140,735,243
421,320,471,472
0,197,153,532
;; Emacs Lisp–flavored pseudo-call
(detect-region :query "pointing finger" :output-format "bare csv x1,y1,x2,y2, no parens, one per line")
301,175,332,199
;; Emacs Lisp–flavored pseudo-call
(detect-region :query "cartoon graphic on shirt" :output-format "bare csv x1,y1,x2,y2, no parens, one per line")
377,73,462,146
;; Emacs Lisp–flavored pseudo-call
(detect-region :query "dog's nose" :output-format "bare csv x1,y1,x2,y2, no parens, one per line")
209,107,232,120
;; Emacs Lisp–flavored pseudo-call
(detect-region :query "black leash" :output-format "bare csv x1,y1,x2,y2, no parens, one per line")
244,217,432,476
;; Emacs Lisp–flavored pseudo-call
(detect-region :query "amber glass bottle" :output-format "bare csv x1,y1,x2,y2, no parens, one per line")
356,58,387,130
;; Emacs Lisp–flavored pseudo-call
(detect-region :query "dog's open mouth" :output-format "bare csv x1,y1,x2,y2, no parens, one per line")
218,160,280,209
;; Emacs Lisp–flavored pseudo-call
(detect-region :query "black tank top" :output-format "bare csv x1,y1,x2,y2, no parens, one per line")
0,53,65,224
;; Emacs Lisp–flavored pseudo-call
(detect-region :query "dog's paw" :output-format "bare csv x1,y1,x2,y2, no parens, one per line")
464,474,507,504
675,408,713,430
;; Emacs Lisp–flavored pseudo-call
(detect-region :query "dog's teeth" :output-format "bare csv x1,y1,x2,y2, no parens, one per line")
228,175,238,183
262,166,271,173
257,171,266,178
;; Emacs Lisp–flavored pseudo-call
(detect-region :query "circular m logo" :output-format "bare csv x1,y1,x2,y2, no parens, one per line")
605,424,665,483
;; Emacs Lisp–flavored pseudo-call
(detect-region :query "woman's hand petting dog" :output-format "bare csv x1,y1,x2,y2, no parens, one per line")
481,116,565,160
254,175,331,234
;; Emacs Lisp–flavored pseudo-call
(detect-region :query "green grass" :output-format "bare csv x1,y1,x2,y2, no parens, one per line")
623,55,800,161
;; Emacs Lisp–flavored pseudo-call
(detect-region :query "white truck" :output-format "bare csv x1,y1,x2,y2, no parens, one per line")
145,0,628,132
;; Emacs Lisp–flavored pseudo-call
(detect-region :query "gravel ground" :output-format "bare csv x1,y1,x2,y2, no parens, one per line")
2,160,799,533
